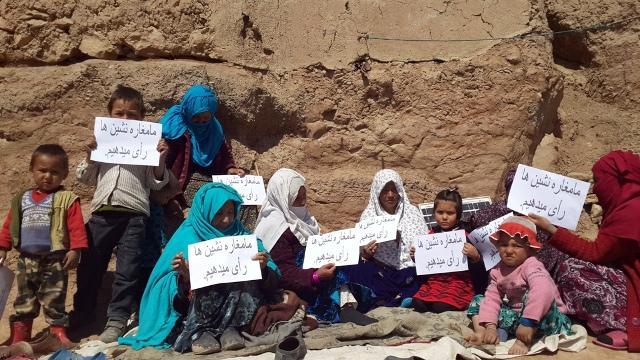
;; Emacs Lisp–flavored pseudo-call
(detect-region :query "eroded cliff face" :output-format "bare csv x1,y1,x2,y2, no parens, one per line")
0,0,637,231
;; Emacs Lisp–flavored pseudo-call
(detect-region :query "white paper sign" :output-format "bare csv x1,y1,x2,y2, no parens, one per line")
187,235,262,290
0,266,15,318
91,117,162,166
414,230,468,275
468,213,513,270
303,228,360,269
357,215,399,245
210,175,267,206
507,164,590,230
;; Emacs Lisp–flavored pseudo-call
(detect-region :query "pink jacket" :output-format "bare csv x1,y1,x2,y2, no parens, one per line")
479,257,566,324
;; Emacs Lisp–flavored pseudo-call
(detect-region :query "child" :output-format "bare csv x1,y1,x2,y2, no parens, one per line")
411,187,485,313
73,85,169,343
0,144,87,347
465,216,572,355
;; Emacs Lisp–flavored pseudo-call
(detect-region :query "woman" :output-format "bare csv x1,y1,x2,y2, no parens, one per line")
255,168,375,325
529,150,640,352
348,169,429,307
470,166,628,344
119,183,280,355
159,84,248,239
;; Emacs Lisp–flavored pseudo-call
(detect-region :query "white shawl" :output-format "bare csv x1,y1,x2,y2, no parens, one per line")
360,169,429,270
255,168,321,251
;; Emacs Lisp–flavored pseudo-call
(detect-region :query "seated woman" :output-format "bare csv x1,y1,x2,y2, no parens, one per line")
255,168,376,325
470,167,628,345
159,84,248,240
530,150,640,352
119,183,280,355
348,169,429,307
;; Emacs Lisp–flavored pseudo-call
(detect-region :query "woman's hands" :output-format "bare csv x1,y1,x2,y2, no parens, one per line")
528,214,558,234
361,240,378,260
252,252,269,270
172,252,190,285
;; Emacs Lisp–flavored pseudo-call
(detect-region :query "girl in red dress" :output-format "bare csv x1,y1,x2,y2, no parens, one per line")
411,188,485,313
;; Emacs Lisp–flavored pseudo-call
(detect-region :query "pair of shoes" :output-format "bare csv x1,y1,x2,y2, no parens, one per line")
2,320,33,345
593,330,628,350
274,336,306,360
50,326,76,349
220,327,244,351
191,331,221,355
99,322,126,343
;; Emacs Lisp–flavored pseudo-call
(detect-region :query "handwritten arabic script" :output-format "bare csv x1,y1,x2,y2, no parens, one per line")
210,175,267,206
356,215,399,245
187,235,262,290
91,117,162,166
468,212,513,270
507,164,590,230
302,228,360,269
414,230,468,275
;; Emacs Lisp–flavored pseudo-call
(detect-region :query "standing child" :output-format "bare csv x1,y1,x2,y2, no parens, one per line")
465,216,572,355
72,85,169,343
411,188,485,313
0,144,88,347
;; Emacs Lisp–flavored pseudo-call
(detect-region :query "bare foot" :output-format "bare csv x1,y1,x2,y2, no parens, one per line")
464,330,485,345
508,339,529,355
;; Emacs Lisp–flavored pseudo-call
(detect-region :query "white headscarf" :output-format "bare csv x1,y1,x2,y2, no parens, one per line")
360,169,429,270
255,168,321,251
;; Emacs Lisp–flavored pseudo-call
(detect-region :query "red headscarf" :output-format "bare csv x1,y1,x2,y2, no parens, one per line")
592,150,640,242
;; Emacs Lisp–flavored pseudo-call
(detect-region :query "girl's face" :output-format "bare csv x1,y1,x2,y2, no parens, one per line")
292,186,307,207
496,233,534,267
434,200,458,230
211,201,235,230
378,181,400,214
192,111,212,124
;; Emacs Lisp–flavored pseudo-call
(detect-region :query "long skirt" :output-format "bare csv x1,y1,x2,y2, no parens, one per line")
345,259,420,308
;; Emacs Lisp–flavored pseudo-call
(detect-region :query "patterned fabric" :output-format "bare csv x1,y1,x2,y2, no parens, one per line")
12,253,68,326
346,259,420,307
360,169,429,270
468,293,572,337
469,199,627,334
255,168,320,251
292,249,373,322
173,280,264,353
76,159,169,216
19,191,53,254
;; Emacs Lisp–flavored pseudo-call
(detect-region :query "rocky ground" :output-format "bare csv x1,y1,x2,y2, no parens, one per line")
0,0,638,358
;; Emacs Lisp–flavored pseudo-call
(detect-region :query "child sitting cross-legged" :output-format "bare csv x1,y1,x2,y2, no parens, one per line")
465,216,572,355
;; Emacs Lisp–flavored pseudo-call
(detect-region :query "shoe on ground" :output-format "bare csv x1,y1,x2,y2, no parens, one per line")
191,331,221,355
99,323,125,343
220,327,245,351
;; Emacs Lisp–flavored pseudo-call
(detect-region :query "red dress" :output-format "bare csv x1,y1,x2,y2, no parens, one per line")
412,227,475,310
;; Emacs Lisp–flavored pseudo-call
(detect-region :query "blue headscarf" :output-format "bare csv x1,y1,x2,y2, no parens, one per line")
160,85,225,168
119,183,279,349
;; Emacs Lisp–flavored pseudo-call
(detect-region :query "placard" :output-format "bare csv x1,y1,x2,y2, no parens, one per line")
210,175,267,206
468,213,514,270
357,215,398,245
91,117,162,166
187,235,262,290
507,164,590,230
302,228,360,269
0,266,14,318
414,230,468,275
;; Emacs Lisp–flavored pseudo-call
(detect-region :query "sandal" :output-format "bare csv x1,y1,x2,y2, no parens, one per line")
593,330,628,351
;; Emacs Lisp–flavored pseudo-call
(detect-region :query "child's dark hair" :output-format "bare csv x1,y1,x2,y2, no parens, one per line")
434,186,463,220
107,85,145,116
30,144,69,171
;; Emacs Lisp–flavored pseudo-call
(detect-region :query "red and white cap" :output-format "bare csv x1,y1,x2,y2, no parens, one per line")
489,216,542,249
